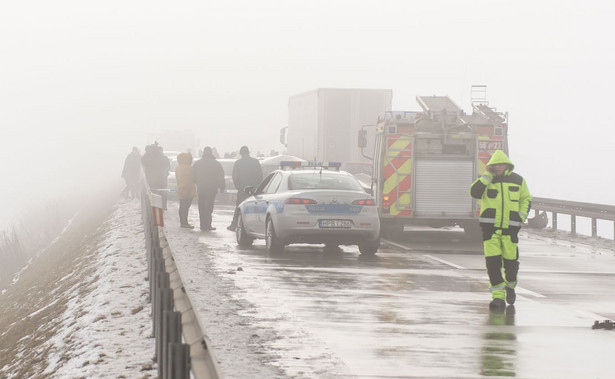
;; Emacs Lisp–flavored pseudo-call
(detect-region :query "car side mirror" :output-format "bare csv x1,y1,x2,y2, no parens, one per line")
244,186,255,196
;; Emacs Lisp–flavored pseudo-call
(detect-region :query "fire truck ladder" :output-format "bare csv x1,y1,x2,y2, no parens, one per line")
471,85,488,106
470,85,507,123
416,95,462,125
473,104,507,123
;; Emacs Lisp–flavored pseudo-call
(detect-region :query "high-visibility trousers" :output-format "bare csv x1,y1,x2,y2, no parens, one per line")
483,229,519,300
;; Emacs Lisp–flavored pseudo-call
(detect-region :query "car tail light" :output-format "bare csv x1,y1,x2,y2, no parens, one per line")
351,199,376,206
285,198,317,205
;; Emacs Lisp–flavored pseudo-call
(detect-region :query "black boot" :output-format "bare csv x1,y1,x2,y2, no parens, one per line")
489,298,506,313
505,287,516,305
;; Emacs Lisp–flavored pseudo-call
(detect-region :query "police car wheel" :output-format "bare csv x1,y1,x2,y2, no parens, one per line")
236,214,254,247
358,243,378,256
266,218,284,255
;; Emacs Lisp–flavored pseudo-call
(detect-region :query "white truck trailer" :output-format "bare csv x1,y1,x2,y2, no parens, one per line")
282,88,392,164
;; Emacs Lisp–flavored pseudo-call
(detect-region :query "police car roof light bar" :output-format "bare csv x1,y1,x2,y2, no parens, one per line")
279,161,341,170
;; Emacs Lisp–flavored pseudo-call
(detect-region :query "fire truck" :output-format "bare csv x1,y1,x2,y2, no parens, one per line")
359,94,508,237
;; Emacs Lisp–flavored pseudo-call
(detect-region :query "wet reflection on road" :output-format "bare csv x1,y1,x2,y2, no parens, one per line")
481,306,517,377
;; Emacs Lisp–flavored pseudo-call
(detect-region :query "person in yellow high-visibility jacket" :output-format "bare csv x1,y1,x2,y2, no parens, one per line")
469,150,532,312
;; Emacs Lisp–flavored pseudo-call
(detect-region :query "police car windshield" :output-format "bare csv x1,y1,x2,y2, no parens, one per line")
288,172,364,191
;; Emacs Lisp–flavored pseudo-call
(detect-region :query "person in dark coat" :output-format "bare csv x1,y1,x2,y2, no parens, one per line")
227,146,262,231
121,146,141,199
175,152,197,228
141,143,170,209
192,146,225,230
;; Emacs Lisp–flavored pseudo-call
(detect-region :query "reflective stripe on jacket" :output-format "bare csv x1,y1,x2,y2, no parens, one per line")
469,151,531,230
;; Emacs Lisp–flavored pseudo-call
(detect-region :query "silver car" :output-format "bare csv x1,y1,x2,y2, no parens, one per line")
235,164,380,255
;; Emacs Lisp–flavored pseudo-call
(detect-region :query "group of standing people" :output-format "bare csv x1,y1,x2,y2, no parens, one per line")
141,142,171,209
123,143,172,206
122,142,172,207
122,143,261,231
174,145,261,231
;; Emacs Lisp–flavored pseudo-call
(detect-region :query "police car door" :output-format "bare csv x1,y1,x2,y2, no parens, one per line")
241,173,273,235
255,172,283,235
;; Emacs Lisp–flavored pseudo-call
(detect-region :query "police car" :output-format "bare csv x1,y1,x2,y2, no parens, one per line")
235,162,380,255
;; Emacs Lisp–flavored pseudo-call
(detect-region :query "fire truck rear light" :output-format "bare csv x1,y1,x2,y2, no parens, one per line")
382,195,391,207
285,198,317,205
351,199,376,206
382,195,391,213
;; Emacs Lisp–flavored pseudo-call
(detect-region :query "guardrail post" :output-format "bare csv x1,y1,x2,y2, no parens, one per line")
162,311,183,379
571,215,576,236
552,212,558,231
155,288,174,369
154,272,171,336
150,256,165,304
167,343,191,379
592,218,598,237
147,228,158,255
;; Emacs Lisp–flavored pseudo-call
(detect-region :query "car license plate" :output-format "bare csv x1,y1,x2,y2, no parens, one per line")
319,219,351,228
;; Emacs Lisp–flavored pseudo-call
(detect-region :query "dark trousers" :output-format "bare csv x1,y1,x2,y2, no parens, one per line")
230,191,250,227
178,198,193,225
197,190,217,229
122,178,140,199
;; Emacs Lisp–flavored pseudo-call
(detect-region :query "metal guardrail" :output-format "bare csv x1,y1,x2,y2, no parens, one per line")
531,196,615,239
142,187,222,379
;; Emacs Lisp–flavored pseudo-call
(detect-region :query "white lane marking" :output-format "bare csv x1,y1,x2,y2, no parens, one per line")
422,254,549,298
386,242,550,299
423,254,466,269
383,240,412,251
575,309,609,320
515,287,546,298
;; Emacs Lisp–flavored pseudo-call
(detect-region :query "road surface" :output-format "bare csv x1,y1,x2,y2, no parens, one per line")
165,202,615,378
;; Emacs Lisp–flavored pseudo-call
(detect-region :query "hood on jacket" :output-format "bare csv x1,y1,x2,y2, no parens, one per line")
177,152,193,165
486,150,514,171
201,146,214,159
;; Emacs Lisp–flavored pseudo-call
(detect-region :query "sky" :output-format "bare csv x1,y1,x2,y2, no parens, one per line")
1,0,615,223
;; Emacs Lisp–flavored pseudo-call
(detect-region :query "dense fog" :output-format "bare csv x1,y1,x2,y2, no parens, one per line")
2,0,615,227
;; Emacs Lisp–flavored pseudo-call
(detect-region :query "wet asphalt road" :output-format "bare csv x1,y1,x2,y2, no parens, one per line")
167,204,615,378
